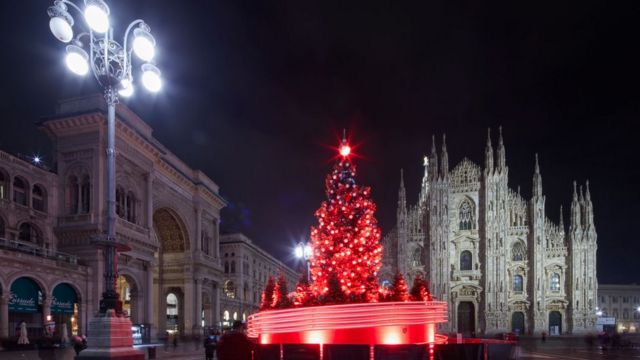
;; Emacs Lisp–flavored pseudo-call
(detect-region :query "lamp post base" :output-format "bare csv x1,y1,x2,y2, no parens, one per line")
76,309,144,360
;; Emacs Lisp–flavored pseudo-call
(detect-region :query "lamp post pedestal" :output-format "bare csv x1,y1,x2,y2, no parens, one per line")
77,310,143,360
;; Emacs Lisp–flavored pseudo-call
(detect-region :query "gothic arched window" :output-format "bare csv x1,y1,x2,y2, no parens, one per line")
224,261,229,273
81,176,91,213
550,273,560,292
460,250,472,271
32,185,46,212
512,241,525,261
68,175,79,214
513,275,523,293
125,191,136,223
411,247,423,267
459,199,475,230
231,260,236,273
0,169,7,199
0,217,5,238
116,186,125,218
18,223,42,244
13,177,27,206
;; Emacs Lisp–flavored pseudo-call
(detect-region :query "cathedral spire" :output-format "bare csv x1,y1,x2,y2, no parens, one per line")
485,128,494,173
570,181,582,232
584,180,595,230
579,185,585,203
559,204,565,230
532,153,543,198
441,134,449,178
430,135,438,180
496,126,506,171
398,168,407,215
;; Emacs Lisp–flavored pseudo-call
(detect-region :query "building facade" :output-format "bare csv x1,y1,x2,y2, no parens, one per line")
381,129,598,336
219,233,298,328
598,284,640,334
0,95,295,340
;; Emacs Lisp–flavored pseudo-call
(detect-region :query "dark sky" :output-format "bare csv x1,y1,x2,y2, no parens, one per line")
0,1,638,284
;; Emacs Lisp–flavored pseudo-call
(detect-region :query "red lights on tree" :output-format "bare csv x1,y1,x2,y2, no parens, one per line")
387,272,409,302
293,276,316,307
272,275,292,309
260,277,276,311
308,133,383,302
409,275,432,302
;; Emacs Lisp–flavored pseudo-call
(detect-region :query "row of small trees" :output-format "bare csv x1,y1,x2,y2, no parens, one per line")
259,272,431,311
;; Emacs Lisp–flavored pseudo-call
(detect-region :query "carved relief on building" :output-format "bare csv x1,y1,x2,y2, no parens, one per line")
153,209,188,252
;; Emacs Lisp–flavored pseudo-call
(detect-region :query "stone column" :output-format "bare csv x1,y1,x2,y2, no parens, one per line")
195,278,202,334
146,173,153,229
183,281,193,335
43,297,52,322
195,207,202,252
145,262,155,340
213,219,220,259
0,294,9,338
213,283,220,328
75,302,83,336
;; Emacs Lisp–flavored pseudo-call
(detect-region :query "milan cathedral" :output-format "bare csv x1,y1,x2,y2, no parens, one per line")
381,128,597,335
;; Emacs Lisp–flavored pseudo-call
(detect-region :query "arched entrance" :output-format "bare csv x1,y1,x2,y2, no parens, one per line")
153,208,189,335
549,311,562,335
51,283,80,337
202,292,210,328
8,277,43,337
457,302,475,336
166,292,180,334
511,312,525,335
117,275,138,323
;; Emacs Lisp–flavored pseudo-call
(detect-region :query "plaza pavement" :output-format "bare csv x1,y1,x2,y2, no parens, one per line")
2,336,640,359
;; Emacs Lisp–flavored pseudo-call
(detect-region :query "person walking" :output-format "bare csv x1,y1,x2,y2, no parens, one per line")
204,332,218,360
217,321,253,360
172,334,178,351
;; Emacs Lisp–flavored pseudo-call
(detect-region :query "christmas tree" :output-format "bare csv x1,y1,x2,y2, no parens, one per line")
309,133,383,302
387,272,409,302
272,275,292,309
293,276,316,306
259,277,276,311
409,275,432,301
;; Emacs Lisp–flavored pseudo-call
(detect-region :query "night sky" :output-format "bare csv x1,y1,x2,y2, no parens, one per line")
0,1,638,284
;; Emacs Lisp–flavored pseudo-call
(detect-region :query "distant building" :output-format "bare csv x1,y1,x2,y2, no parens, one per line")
382,129,598,336
0,95,295,339
219,233,298,327
598,284,640,333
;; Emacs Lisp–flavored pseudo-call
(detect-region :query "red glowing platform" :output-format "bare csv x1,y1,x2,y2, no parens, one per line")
247,301,448,345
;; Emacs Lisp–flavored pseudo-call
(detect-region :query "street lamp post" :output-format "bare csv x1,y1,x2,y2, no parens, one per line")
295,242,312,282
47,1,160,357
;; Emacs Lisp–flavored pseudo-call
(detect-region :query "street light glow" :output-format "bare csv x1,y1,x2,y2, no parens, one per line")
49,16,73,43
141,63,162,92
119,78,134,97
84,2,109,34
133,27,156,61
295,246,303,259
65,45,89,75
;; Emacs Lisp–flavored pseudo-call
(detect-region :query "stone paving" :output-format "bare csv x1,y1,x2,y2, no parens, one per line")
2,336,640,359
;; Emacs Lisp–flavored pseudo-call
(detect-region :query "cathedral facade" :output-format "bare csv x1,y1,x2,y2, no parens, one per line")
381,128,597,336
